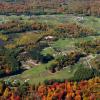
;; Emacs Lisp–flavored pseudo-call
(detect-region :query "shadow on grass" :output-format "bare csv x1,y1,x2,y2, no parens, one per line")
0,69,26,78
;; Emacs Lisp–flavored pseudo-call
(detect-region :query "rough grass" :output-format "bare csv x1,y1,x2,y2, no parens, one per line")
0,14,100,33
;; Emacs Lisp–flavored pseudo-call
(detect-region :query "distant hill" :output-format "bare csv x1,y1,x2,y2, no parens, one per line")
0,0,99,16
0,0,67,3
0,0,25,3
0,0,95,3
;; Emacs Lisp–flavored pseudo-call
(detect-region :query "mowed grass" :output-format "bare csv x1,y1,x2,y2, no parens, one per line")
50,36,100,50
7,61,78,85
52,38,75,49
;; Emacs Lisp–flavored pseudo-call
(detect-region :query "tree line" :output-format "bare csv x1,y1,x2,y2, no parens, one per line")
0,0,100,16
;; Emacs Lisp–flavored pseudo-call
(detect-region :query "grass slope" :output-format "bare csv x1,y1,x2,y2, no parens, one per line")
0,15,100,84
5,61,79,84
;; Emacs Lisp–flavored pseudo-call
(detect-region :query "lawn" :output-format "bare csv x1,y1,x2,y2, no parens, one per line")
5,61,79,85
48,36,100,51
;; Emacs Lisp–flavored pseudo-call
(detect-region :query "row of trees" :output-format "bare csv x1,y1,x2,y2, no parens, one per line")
54,23,96,38
0,77,99,99
0,20,96,38
0,20,48,34
39,77,100,100
0,0,100,16
0,1,32,15
66,0,100,16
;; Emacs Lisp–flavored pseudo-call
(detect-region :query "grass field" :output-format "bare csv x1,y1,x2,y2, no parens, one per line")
41,35,100,56
3,35,100,84
5,61,80,84
0,14,100,28
0,14,100,84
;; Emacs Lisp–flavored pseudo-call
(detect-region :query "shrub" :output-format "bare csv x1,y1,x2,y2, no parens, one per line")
76,39,100,54
73,67,100,81
54,23,96,38
40,54,54,63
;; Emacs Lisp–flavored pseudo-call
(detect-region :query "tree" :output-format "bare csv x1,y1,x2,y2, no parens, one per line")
73,67,94,81
3,87,9,98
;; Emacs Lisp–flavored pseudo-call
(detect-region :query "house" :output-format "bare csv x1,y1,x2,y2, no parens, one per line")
76,16,84,21
44,36,56,41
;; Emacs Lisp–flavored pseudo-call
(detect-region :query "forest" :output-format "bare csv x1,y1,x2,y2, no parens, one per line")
0,0,100,100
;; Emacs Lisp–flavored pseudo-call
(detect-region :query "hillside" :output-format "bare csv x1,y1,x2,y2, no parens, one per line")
0,0,99,16
0,0,100,100
0,14,100,84
0,0,24,2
